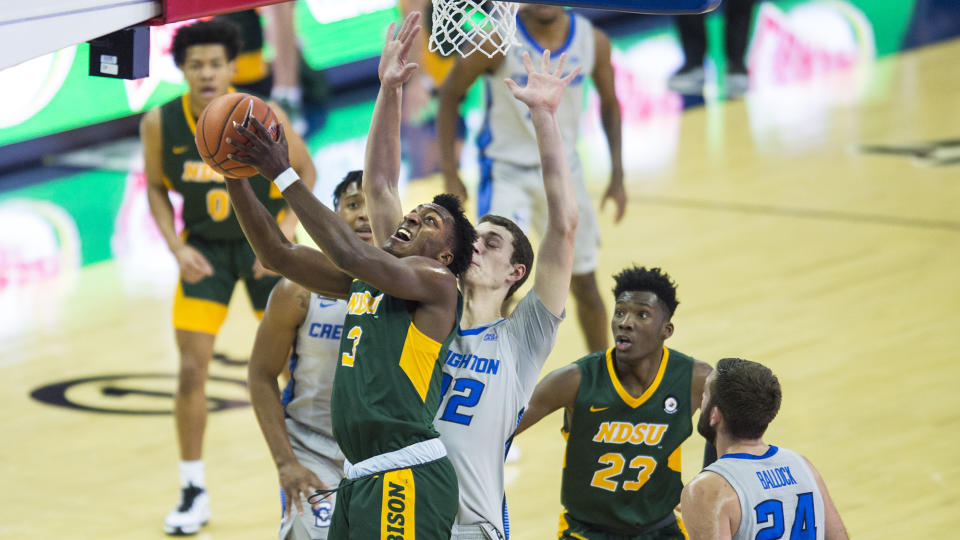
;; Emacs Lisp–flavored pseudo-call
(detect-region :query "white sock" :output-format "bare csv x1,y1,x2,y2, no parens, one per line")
270,85,302,107
179,460,205,489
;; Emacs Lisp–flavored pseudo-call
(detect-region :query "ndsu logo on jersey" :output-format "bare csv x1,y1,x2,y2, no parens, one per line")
592,421,668,446
181,160,225,183
345,291,384,316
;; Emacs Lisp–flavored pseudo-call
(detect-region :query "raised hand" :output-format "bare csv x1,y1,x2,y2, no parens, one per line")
227,106,291,180
379,12,422,89
504,50,582,114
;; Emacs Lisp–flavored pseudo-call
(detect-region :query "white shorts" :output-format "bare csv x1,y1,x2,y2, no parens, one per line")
278,419,344,540
479,158,600,275
450,522,503,540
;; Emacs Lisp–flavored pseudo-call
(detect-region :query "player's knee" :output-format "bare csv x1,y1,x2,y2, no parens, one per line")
177,356,210,391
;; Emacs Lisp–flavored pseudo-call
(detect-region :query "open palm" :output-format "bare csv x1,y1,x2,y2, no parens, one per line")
505,50,582,114
379,12,422,89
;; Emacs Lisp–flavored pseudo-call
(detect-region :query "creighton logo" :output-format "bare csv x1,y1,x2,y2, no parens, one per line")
346,290,384,316
592,422,668,446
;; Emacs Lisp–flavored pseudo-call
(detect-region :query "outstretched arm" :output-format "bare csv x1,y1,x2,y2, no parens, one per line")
227,118,458,309
363,12,421,246
225,176,352,298
505,50,581,316
515,363,581,435
248,279,328,519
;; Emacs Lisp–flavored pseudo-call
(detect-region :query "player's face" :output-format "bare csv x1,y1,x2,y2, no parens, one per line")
520,4,565,24
383,203,454,265
335,182,373,245
611,291,674,362
696,371,718,444
464,221,523,291
181,44,236,109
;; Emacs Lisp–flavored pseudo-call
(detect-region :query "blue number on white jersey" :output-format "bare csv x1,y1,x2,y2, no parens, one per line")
438,373,485,425
754,493,817,540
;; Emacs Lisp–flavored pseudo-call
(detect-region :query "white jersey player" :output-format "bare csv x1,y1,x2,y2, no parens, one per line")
248,173,374,540
681,358,849,540
438,4,625,354
362,37,582,538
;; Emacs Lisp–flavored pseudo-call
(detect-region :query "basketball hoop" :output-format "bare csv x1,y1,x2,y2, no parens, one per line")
429,0,520,58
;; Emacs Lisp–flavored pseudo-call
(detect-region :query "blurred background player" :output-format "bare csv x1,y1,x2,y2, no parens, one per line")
363,45,581,539
438,3,625,353
516,266,713,539
667,0,758,98
681,358,849,540
248,172,372,540
139,19,317,536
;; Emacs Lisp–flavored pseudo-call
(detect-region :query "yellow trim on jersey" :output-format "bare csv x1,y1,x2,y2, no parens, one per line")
667,445,682,472
398,322,443,402
269,181,283,199
162,175,173,191
173,282,228,335
676,511,690,540
561,428,570,468
557,511,587,540
254,309,264,321
181,86,238,136
232,50,269,85
381,468,415,539
605,346,670,409
181,93,197,136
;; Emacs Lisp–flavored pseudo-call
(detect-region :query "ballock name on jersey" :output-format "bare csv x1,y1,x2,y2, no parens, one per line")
345,291,384,316
592,421,668,446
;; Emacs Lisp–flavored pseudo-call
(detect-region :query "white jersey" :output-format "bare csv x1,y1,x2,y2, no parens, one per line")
282,293,346,439
480,12,595,168
435,291,564,538
705,446,826,540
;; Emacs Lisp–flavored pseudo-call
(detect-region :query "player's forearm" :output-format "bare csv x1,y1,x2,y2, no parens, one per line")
437,86,462,180
146,185,186,253
363,85,405,243
225,178,295,272
600,98,624,177
530,107,578,235
279,181,365,269
249,366,299,468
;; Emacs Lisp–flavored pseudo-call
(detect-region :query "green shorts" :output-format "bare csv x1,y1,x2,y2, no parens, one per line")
558,510,687,540
173,234,280,335
328,457,458,540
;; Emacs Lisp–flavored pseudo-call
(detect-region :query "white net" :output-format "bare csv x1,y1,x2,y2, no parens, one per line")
429,0,520,58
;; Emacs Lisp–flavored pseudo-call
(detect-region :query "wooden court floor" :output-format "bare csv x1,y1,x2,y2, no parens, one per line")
2,39,959,539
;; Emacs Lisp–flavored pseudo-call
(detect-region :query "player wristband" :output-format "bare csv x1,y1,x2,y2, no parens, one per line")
272,167,300,192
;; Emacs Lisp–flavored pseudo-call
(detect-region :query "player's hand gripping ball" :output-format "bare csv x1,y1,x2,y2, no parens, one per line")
195,93,278,178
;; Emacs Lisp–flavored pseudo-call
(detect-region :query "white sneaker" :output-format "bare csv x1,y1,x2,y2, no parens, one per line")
668,66,706,95
163,484,210,536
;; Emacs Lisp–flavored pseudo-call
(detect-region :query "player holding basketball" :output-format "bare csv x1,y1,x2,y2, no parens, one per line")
140,19,316,536
223,14,476,539
681,358,849,540
516,266,713,539
438,4,625,353
363,39,581,538
247,171,372,540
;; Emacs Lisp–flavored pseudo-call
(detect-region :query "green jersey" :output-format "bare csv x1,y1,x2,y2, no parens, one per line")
561,347,694,534
159,93,285,240
331,280,461,464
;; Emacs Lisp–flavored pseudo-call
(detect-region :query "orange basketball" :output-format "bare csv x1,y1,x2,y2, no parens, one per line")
195,93,278,178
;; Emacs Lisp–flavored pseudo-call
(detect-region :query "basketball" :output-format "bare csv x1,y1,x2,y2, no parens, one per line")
194,92,278,178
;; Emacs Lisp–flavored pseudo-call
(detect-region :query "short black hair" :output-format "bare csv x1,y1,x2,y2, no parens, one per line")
478,215,533,300
612,266,679,318
332,170,363,209
433,194,476,278
172,20,242,67
712,358,782,439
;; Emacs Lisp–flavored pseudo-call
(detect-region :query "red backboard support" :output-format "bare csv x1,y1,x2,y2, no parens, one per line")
149,0,288,25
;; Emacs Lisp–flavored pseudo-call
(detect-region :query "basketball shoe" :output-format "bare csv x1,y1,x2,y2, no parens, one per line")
163,484,210,536
667,66,706,95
